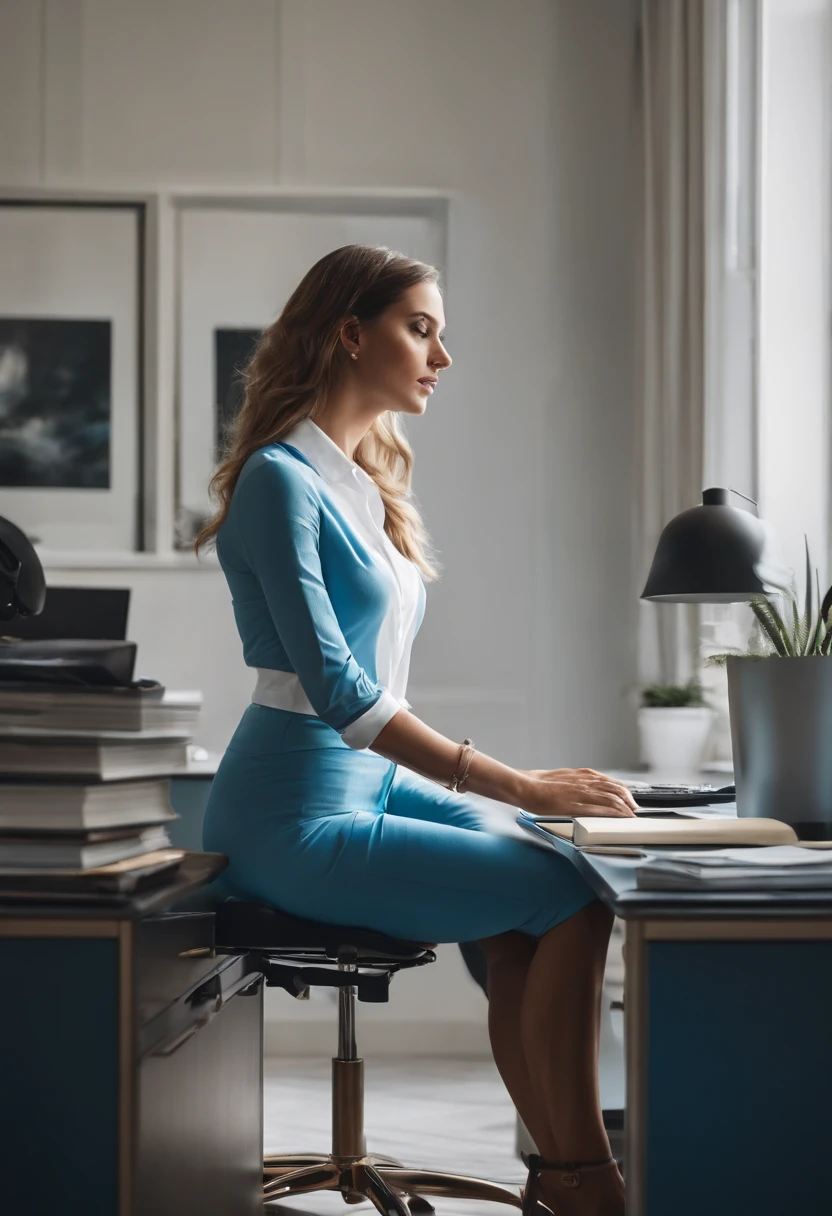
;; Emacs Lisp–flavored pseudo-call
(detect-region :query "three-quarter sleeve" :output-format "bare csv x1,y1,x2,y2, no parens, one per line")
229,459,401,750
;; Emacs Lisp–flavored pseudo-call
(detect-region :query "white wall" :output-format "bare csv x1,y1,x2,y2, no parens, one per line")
1,0,638,1052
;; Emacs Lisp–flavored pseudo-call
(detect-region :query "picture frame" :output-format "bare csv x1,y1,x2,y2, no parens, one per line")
173,193,448,546
0,199,145,552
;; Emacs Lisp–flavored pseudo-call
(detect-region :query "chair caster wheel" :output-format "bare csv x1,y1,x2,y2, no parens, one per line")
405,1197,436,1214
343,1191,365,1205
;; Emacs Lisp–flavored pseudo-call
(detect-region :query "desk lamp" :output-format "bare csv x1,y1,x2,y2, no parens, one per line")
0,516,46,623
640,490,832,837
641,488,791,604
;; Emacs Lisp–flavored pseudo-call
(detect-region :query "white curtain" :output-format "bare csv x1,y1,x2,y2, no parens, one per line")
634,0,727,687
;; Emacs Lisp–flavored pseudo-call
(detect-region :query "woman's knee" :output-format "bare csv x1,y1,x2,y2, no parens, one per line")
538,897,614,948
478,928,536,970
583,897,615,937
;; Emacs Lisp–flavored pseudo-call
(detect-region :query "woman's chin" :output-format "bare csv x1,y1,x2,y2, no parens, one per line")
392,397,428,417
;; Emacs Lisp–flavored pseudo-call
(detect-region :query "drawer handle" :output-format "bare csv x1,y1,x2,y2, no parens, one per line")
148,973,263,1058
153,1001,220,1057
178,947,214,958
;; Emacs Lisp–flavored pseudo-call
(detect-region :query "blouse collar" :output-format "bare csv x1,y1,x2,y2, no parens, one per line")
280,417,377,493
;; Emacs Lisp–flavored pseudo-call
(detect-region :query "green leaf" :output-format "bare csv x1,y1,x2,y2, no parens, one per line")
822,623,832,656
803,537,814,656
762,594,790,637
811,570,824,653
791,596,804,654
822,581,832,630
768,595,798,655
771,585,799,654
640,678,707,708
705,654,729,668
706,652,765,668
750,598,792,656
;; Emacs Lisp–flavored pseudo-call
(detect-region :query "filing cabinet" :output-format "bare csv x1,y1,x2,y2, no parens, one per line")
0,899,263,1215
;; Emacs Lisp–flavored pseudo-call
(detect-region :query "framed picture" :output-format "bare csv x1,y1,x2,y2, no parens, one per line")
174,197,446,546
0,201,143,552
214,325,261,456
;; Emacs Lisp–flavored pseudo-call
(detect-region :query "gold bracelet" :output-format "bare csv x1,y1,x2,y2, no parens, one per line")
449,738,476,793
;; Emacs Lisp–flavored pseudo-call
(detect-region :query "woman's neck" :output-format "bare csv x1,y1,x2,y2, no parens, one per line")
312,411,374,461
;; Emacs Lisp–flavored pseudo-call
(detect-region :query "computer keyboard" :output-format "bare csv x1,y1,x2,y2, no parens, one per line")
627,782,736,806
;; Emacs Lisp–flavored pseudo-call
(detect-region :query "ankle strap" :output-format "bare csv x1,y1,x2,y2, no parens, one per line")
548,1156,614,1170
523,1152,615,1172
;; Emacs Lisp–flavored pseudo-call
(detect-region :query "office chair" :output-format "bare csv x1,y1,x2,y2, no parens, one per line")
215,900,523,1214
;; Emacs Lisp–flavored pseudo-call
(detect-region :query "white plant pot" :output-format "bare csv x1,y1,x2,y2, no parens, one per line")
638,707,714,774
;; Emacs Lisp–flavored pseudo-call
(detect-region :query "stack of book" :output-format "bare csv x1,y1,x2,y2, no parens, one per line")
0,685,203,898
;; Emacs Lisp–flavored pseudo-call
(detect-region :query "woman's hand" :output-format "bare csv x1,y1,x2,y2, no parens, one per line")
520,767,638,818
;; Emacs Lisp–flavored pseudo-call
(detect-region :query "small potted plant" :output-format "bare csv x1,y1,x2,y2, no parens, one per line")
707,540,832,838
638,678,714,773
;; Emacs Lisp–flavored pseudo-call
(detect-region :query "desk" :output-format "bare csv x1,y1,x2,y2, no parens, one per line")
521,827,832,1216
0,854,263,1216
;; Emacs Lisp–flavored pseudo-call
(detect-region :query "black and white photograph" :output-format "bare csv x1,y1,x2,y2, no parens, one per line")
214,326,259,457
176,205,444,533
0,203,141,551
0,317,112,489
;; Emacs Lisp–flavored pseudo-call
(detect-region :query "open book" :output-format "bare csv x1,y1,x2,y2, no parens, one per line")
529,815,798,848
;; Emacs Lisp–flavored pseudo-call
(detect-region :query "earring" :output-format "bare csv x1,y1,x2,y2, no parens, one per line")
351,352,358,360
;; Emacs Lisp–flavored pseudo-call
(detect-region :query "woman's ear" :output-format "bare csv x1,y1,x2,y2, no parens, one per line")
339,313,361,358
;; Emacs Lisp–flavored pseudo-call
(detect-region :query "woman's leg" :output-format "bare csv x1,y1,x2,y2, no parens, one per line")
520,899,614,1161
379,766,618,1169
478,930,558,1160
520,900,625,1213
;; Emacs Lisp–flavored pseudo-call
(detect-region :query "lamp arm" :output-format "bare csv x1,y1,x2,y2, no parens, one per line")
726,488,758,509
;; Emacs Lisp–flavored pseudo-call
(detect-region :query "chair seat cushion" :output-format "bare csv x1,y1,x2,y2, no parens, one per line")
215,899,434,961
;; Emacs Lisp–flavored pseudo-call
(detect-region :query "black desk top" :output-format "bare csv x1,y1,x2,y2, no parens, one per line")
520,822,832,920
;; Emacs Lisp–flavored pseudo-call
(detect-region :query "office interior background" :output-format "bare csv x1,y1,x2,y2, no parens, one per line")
0,0,830,1209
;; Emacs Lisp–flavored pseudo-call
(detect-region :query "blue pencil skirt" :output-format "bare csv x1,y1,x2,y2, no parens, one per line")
202,704,599,943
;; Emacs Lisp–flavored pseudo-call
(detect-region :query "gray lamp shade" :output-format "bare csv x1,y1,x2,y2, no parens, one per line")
641,488,791,604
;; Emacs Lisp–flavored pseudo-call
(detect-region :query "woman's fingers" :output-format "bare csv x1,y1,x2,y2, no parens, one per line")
535,767,639,811
569,777,639,812
598,782,639,811
526,768,639,818
578,776,638,812
574,792,636,817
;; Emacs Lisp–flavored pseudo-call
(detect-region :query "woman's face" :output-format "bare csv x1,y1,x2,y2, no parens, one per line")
347,281,452,416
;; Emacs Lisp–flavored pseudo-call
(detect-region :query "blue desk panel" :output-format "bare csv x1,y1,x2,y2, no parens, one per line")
0,937,119,1214
646,939,832,1215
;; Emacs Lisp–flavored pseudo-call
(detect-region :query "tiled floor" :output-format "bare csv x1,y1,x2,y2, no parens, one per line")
264,1023,625,1215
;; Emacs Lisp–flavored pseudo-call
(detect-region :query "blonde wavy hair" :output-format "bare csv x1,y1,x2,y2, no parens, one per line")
194,243,443,581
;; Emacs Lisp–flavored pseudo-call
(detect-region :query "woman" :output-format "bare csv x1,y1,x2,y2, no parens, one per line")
196,244,635,1216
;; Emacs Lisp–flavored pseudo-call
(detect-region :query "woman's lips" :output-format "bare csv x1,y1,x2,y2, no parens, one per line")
417,381,435,394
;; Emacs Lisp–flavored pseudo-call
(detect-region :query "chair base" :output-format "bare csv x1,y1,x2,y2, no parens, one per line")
264,1151,523,1214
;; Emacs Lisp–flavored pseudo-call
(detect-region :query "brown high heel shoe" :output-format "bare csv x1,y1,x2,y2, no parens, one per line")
520,1151,625,1216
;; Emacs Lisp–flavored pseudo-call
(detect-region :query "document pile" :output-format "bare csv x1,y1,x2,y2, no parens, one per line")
636,845,832,891
0,684,203,895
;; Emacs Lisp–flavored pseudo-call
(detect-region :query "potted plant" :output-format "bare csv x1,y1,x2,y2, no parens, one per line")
708,540,832,839
638,678,714,773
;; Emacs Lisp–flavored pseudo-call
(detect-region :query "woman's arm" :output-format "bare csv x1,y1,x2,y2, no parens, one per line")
370,709,638,818
229,456,401,750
